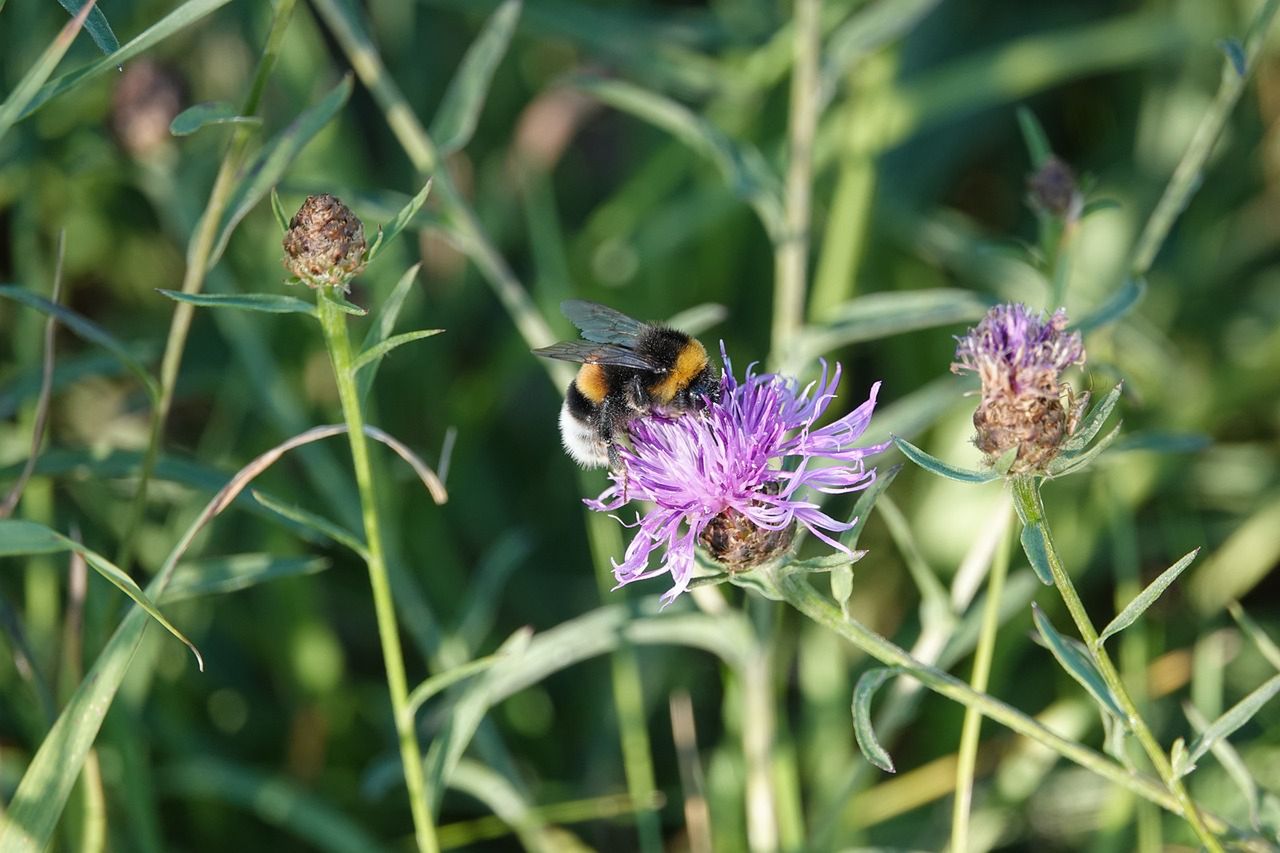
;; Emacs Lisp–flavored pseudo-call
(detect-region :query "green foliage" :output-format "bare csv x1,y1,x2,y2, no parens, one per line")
2,0,1279,849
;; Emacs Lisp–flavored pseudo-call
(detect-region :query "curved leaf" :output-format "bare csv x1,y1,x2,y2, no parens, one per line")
351,329,444,374
1019,521,1054,585
1183,674,1280,774
161,554,330,602
892,435,998,483
157,289,317,316
430,0,522,155
169,101,260,136
0,0,97,142
852,667,901,773
55,0,119,55
1032,603,1124,721
0,520,202,669
0,284,159,400
365,179,433,264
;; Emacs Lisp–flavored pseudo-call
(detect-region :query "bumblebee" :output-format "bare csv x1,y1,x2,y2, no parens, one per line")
534,300,722,469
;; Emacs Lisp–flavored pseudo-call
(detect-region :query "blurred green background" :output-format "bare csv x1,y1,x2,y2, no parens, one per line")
2,0,1279,850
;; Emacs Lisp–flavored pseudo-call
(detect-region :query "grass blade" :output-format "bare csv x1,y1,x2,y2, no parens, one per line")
0,0,97,141
169,101,261,136
1227,602,1280,671
208,75,354,267
1183,673,1280,772
1097,549,1200,646
54,0,118,54
1073,277,1146,334
157,289,317,316
430,0,522,155
366,179,433,264
250,490,368,559
23,0,232,122
1032,603,1125,720
792,288,991,365
852,667,900,773
0,284,158,399
0,520,203,669
404,627,532,720
351,329,444,375
892,435,999,483
1184,702,1261,829
161,554,330,602
569,74,785,240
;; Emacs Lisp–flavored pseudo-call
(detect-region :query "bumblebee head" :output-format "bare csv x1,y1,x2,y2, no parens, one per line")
674,363,722,411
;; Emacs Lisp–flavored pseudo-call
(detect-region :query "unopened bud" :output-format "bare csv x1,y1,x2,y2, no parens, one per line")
282,194,367,290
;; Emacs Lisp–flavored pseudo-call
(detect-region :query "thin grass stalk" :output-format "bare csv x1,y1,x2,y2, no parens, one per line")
774,571,1245,838
118,0,298,570
1130,0,1280,276
949,501,1011,852
316,290,437,853
1008,475,1222,852
771,0,821,363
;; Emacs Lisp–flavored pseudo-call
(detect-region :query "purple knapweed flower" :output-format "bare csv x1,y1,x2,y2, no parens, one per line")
952,303,1086,473
588,348,889,604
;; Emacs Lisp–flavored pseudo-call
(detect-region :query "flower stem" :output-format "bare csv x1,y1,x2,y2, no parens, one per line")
317,290,438,853
1008,475,1222,852
771,0,821,363
774,571,1237,836
949,500,1011,852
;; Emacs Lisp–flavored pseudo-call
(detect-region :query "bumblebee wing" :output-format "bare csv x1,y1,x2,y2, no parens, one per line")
532,341,665,372
561,300,648,344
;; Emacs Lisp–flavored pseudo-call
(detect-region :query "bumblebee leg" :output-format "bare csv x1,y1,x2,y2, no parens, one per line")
599,395,632,497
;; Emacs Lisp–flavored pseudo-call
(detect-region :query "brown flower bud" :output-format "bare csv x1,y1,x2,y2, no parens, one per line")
698,483,795,571
282,194,367,290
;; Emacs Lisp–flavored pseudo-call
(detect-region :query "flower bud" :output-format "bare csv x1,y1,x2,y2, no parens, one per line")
1027,156,1082,221
282,194,367,290
953,304,1085,474
698,482,795,571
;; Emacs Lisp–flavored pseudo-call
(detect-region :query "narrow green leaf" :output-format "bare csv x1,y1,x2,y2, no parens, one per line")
250,490,367,558
1220,37,1247,77
1185,701,1261,829
820,0,941,108
156,289,317,316
55,0,119,55
852,667,900,773
0,519,69,555
430,0,522,155
0,520,202,670
1073,277,1146,335
0,0,97,142
1227,602,1280,672
24,0,233,122
162,554,329,602
1183,673,1280,772
794,289,992,364
357,264,421,403
1047,421,1123,477
1019,521,1054,585
160,757,390,853
271,188,290,232
1108,431,1210,455
327,293,367,316
209,75,354,267
1097,548,1200,645
892,435,999,483
404,627,532,720
1016,107,1053,167
832,464,902,613
365,179,433,264
0,284,159,400
569,74,785,239
169,101,260,136
1032,603,1125,720
1059,383,1122,454
831,564,854,613
351,329,443,375
664,302,727,337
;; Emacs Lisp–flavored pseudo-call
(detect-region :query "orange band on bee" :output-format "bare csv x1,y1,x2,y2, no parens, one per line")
650,340,707,404
576,363,610,404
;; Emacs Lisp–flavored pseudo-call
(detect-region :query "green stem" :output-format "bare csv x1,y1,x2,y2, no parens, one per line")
774,571,1237,836
949,502,1011,852
1008,476,1222,852
117,0,298,570
1130,0,1280,276
771,0,821,364
317,290,438,853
